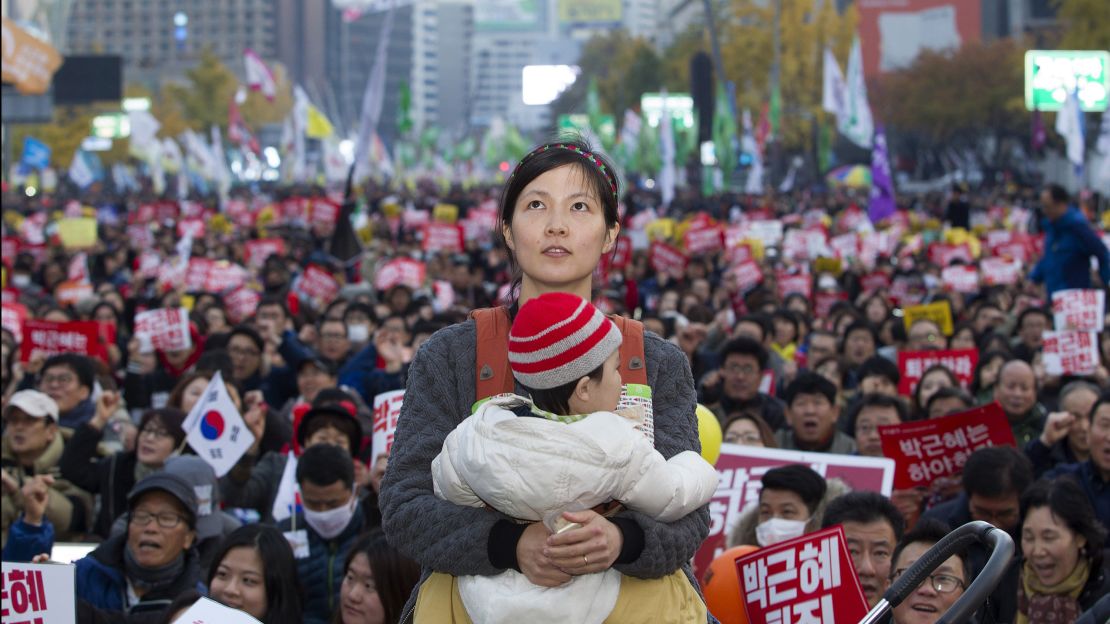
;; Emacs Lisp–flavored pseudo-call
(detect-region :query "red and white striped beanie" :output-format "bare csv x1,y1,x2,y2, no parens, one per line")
509,292,622,390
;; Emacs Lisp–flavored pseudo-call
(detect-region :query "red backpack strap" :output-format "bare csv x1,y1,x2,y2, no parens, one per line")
609,315,647,385
470,307,515,402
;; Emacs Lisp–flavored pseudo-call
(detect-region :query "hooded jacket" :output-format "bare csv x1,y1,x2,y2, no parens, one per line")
1,432,93,544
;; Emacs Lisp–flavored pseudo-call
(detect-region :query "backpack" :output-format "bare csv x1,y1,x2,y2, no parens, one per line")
470,306,648,402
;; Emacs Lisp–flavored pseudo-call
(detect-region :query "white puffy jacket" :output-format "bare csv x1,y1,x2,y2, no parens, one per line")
431,396,719,624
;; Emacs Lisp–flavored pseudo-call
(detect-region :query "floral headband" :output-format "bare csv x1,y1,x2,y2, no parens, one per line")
509,143,619,201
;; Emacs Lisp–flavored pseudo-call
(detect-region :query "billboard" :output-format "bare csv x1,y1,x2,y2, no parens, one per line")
1025,50,1109,112
522,65,579,105
856,0,981,76
640,93,695,129
475,0,542,31
559,0,621,25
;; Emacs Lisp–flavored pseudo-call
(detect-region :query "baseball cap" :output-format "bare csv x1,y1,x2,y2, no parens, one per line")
297,356,339,378
128,472,199,529
4,390,59,421
161,456,222,539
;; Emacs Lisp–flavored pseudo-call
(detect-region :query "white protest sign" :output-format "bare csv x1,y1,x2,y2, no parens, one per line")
1,561,76,624
1042,331,1100,376
134,307,192,354
172,596,262,624
1051,289,1105,332
184,371,255,477
372,390,404,464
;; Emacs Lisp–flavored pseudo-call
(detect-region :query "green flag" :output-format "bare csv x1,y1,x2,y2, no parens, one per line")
712,82,737,175
770,83,782,139
397,82,413,135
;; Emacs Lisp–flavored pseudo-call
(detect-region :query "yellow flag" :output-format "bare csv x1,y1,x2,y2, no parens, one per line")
306,105,334,139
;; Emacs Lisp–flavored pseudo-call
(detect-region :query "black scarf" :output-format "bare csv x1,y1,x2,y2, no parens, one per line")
123,544,186,593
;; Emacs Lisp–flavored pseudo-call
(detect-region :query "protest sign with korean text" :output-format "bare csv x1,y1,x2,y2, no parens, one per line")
980,257,1023,286
897,349,978,396
649,241,688,278
694,445,893,579
53,280,93,307
20,320,111,363
423,222,464,253
733,259,763,293
737,525,870,624
879,403,1016,490
1042,331,1100,376
134,308,191,354
1051,289,1105,332
297,264,340,307
184,371,255,477
684,224,723,256
941,265,979,294
1,561,76,624
902,301,954,336
2,303,27,339
225,288,261,324
776,272,812,299
372,390,405,464
244,239,286,269
374,258,426,291
814,292,849,319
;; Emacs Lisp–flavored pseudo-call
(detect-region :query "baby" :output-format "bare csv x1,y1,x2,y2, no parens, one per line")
432,292,719,624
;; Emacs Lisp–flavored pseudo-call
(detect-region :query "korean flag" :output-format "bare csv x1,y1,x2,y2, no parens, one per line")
184,371,255,477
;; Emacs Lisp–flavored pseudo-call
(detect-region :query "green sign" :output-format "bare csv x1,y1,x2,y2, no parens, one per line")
1025,50,1109,112
640,93,695,129
557,113,616,144
91,113,130,139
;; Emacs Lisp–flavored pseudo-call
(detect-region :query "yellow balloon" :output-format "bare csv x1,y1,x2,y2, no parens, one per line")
696,404,722,466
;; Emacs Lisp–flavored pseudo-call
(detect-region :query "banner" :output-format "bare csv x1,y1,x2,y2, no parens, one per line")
896,349,977,396
649,241,688,278
423,223,464,253
372,390,405,464
902,301,954,336
1051,289,1105,332
0,17,64,95
134,308,192,354
20,320,111,363
184,371,255,477
57,218,98,250
374,258,426,291
879,403,1015,490
694,445,894,579
737,526,870,624
0,561,76,624
1042,331,1100,376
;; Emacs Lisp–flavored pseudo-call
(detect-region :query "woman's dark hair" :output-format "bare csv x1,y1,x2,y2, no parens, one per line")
160,590,202,624
207,524,304,624
857,355,901,386
783,371,838,408
970,349,1009,395
844,393,908,436
1021,477,1106,571
924,386,974,417
913,364,959,410
138,408,188,450
760,464,827,515
720,336,769,371
722,411,778,448
496,136,621,306
771,309,800,344
891,518,970,585
839,320,879,353
337,529,421,624
523,359,606,416
41,353,96,391
166,371,242,411
949,322,976,345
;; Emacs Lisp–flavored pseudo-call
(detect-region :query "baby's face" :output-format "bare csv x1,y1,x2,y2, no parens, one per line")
575,349,623,414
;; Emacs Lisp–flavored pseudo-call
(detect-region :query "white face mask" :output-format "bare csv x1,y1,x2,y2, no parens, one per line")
303,493,356,539
755,517,808,547
12,274,31,288
347,324,370,343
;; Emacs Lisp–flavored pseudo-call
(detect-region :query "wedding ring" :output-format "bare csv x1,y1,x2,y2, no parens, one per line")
583,554,589,566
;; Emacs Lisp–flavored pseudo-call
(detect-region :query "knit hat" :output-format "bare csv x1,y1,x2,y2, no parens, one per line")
509,293,621,390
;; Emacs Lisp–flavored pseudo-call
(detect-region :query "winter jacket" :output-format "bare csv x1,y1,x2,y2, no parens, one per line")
1029,206,1110,296
1,434,93,544
379,320,714,622
220,450,288,524
1044,460,1110,529
2,517,54,562
432,396,719,624
74,532,204,620
1024,436,1081,479
58,422,140,538
727,478,852,548
279,502,366,624
774,428,859,454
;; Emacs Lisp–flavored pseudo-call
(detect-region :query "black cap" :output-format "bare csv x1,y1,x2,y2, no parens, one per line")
296,404,362,457
128,472,198,529
297,356,339,377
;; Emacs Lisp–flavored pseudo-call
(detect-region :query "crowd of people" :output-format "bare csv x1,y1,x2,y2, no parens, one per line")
1,137,1109,624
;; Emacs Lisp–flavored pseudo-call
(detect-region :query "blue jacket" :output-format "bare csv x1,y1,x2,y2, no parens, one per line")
280,502,365,624
1,517,54,562
75,533,204,615
1044,460,1110,529
1029,207,1110,296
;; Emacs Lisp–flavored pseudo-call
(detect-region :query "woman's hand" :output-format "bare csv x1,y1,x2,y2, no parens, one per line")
516,523,572,587
242,391,267,454
544,510,623,576
90,391,120,431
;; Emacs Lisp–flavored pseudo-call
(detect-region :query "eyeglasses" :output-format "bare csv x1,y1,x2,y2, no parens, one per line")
41,373,77,387
130,510,187,529
140,428,173,439
910,333,939,344
725,433,763,445
890,570,965,594
722,364,760,377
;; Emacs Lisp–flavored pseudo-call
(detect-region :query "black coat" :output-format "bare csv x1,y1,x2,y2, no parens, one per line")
59,423,138,539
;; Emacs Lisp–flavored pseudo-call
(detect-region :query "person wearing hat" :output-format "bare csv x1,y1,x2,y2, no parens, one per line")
2,389,94,545
276,357,340,425
73,472,205,621
428,292,718,623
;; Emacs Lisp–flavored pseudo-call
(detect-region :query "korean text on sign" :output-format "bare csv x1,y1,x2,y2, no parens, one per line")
896,349,978,396
878,403,1016,490
372,390,405,464
737,526,869,624
1051,289,1105,332
1042,331,1100,376
1,561,76,624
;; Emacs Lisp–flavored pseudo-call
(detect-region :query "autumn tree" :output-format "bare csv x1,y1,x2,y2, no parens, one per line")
552,31,663,125
1053,0,1110,50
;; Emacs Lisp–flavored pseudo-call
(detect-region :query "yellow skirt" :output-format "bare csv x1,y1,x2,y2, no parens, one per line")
414,570,707,623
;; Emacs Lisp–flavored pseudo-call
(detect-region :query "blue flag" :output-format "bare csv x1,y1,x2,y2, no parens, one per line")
21,137,51,170
868,125,896,224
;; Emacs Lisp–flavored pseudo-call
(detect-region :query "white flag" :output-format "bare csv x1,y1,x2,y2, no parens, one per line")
1055,88,1085,168
243,48,276,101
821,48,847,120
659,91,676,208
353,8,396,169
68,150,96,188
840,37,874,149
184,371,255,477
271,451,301,522
291,86,309,183
620,109,641,151
210,125,231,201
128,110,161,150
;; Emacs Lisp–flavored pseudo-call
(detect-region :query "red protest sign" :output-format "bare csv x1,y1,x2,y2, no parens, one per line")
928,243,973,267
131,203,157,225
1,237,18,264
403,207,431,230
776,271,812,299
134,308,191,354
177,218,206,239
244,239,286,269
897,349,978,396
2,303,28,338
225,199,255,228
20,319,110,363
299,264,340,306
980,257,1022,286
423,222,464,253
737,526,870,624
649,241,688,278
371,390,404,463
312,198,341,230
1051,289,1105,332
814,292,848,319
941,265,979,294
694,445,893,579
135,251,162,280
225,287,261,324
204,262,248,293
879,403,1016,490
1042,331,1100,376
684,225,723,256
830,233,859,260
54,279,93,307
860,271,891,294
610,237,632,270
374,258,426,291
733,259,763,293
185,258,214,293
783,229,827,261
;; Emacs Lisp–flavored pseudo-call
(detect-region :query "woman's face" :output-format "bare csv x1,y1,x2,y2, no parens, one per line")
890,543,965,624
773,318,796,346
1021,506,1086,588
917,372,953,409
136,416,177,466
949,328,975,351
340,553,385,624
865,299,887,325
724,418,764,446
210,546,268,621
126,491,195,569
94,306,118,325
180,377,209,414
502,164,617,299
